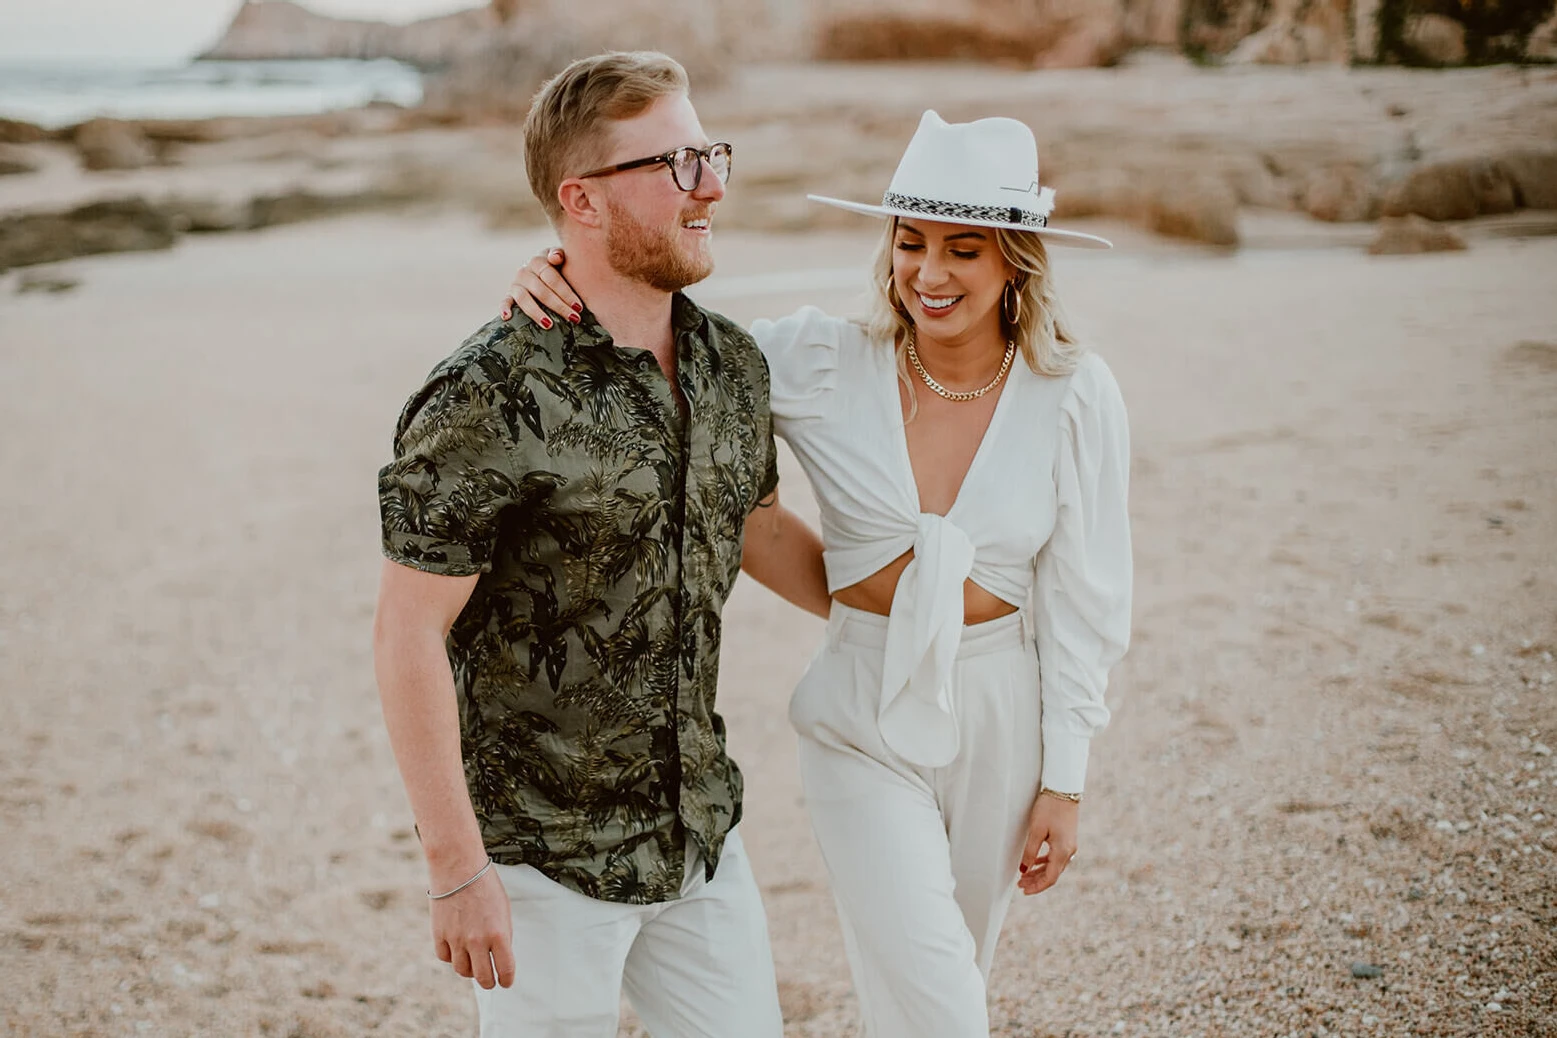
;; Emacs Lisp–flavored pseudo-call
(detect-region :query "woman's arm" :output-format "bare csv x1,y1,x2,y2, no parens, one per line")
741,490,830,619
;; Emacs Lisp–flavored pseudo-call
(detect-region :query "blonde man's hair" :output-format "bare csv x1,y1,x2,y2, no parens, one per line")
866,217,1082,416
524,51,690,225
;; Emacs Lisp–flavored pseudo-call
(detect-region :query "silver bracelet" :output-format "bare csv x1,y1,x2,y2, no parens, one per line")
427,857,494,901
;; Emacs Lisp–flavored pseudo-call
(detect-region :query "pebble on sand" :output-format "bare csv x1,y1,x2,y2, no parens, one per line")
1351,962,1384,979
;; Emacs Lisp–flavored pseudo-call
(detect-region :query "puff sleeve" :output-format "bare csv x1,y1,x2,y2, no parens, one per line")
749,305,844,431
1033,351,1133,794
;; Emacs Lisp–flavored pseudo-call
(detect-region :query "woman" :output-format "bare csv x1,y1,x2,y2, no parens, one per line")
502,110,1132,1037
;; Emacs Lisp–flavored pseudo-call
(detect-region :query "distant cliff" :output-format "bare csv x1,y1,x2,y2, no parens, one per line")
198,1,498,68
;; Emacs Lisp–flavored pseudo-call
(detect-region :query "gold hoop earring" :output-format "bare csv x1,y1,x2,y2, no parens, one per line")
1001,279,1023,326
887,279,912,319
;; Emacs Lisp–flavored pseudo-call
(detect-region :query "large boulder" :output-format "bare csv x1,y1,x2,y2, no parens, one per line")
0,144,39,177
1146,177,1241,246
74,119,157,171
423,0,733,118
199,0,497,66
1302,164,1377,222
0,117,51,145
0,198,178,272
1223,0,1348,63
1381,157,1518,222
1367,214,1466,255
813,0,1127,67
1495,151,1557,210
1401,13,1467,65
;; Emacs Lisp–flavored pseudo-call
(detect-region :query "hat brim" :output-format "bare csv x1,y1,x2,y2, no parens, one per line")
806,194,1113,250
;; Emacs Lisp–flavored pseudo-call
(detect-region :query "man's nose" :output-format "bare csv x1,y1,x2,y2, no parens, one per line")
693,159,725,202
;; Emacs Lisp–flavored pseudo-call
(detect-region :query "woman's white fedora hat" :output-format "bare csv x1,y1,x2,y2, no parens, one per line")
808,110,1111,249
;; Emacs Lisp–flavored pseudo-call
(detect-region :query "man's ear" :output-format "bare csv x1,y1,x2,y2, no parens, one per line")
557,179,604,228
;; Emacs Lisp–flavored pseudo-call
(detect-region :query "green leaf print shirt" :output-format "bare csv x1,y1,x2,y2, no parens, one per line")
378,294,780,905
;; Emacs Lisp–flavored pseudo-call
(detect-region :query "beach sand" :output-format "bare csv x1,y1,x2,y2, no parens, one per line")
1,210,1553,1036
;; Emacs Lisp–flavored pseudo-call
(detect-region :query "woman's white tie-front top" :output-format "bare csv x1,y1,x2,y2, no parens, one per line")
749,306,1132,792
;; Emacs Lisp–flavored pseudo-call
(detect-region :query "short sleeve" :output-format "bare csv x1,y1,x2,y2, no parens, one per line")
748,305,845,426
1033,352,1133,793
378,359,522,577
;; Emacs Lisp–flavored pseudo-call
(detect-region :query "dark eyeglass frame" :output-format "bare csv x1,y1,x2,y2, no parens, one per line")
576,142,734,193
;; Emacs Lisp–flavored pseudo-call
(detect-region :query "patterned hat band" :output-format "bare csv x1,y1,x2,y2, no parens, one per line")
882,191,1050,229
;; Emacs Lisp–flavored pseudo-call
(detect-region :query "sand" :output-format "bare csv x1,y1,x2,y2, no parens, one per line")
0,208,1553,1037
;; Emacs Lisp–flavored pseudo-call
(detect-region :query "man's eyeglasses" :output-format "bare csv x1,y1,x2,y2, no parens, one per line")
577,142,734,193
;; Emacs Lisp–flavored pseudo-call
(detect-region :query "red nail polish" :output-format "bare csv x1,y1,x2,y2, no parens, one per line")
501,311,510,320
540,316,552,329
567,313,580,324
571,302,582,313
1019,864,1027,873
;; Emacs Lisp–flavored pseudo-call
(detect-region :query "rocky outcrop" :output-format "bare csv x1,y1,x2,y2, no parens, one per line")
74,120,158,171
812,0,1127,67
1187,0,1556,64
421,0,734,117
198,1,497,67
1302,164,1377,222
1367,214,1466,254
1381,157,1518,221
0,198,178,272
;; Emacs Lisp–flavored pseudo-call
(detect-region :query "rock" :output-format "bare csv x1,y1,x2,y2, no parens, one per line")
1351,0,1383,61
1381,158,1518,222
1402,14,1467,65
1123,0,1182,47
1145,177,1241,246
1350,961,1384,979
0,117,52,144
1224,0,1348,65
1303,164,1376,222
199,0,498,67
16,272,82,295
0,197,178,272
74,119,156,171
0,144,39,177
1495,151,1557,210
423,0,733,118
160,197,254,234
1531,11,1557,61
1367,215,1467,256
813,0,1126,67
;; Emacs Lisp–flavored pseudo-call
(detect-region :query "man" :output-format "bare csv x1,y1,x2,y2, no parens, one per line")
373,51,827,1037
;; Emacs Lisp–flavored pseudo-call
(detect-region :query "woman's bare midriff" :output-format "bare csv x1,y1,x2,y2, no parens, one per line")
831,548,1019,625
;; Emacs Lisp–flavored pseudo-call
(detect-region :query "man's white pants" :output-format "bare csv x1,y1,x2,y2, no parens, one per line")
790,603,1043,1038
473,827,783,1038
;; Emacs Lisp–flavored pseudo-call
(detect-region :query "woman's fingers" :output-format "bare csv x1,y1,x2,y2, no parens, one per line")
450,944,475,980
533,260,583,317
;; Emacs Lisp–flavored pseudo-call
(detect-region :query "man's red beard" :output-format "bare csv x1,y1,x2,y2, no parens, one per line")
604,197,714,293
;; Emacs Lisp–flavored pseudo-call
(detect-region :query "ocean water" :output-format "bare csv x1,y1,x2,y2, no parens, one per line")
0,58,424,129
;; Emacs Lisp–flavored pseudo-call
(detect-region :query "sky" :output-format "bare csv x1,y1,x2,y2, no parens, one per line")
0,0,482,64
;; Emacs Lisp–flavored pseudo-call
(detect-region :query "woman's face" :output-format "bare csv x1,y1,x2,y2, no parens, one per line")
891,218,1014,346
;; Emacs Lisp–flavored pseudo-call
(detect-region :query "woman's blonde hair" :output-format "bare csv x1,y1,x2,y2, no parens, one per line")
866,217,1082,407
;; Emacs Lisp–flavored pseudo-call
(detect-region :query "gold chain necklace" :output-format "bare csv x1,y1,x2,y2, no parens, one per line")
905,331,1015,403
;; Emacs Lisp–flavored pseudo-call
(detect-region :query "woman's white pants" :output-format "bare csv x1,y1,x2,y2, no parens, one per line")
791,603,1043,1038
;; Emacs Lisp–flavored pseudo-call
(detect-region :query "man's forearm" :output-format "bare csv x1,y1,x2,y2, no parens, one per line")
373,624,488,879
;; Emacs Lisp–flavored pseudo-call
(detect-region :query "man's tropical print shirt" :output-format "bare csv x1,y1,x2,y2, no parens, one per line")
379,294,779,904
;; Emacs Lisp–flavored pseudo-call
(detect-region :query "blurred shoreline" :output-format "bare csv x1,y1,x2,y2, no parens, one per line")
2,58,1555,279
0,58,424,130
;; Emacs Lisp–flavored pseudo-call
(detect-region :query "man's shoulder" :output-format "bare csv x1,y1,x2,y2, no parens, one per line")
424,315,556,389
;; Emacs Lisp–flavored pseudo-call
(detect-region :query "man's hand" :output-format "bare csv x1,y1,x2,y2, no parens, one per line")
1018,792,1080,896
430,861,516,990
